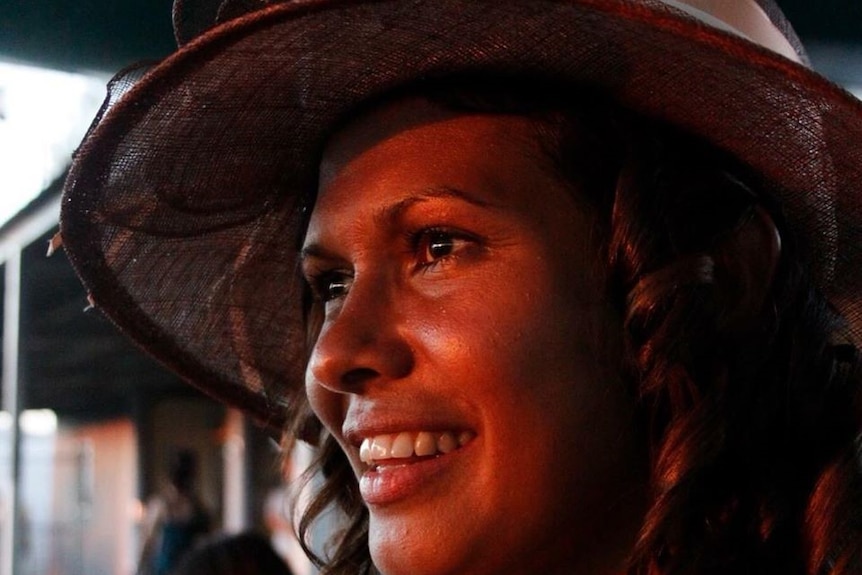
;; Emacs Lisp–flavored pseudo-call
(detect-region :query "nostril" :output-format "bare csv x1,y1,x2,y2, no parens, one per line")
342,367,380,388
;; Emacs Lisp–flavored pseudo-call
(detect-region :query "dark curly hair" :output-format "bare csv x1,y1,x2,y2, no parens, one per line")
283,78,862,575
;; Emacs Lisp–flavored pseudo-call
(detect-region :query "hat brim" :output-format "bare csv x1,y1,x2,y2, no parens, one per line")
60,0,862,434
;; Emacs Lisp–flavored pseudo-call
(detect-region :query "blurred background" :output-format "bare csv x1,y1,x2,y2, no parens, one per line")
0,1,858,574
0,3,315,574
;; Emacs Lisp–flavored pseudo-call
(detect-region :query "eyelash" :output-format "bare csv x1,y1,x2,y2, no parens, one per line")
305,227,478,303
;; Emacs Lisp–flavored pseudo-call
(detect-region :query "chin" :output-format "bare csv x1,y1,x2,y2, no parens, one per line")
368,514,473,575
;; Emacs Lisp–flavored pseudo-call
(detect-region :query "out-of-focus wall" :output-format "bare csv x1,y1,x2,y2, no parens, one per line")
51,419,138,575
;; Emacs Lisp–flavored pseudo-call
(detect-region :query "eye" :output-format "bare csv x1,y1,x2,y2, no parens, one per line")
412,228,476,269
420,230,456,261
307,271,352,303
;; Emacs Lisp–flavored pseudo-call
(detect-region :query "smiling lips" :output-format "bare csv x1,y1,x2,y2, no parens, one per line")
359,430,475,466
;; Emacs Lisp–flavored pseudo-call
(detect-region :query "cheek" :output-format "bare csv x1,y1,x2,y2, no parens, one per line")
419,246,629,442
418,260,611,376
411,269,609,425
304,368,343,434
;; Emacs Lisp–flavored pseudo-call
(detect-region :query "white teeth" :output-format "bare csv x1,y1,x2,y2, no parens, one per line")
414,431,437,456
359,439,372,463
358,430,474,464
370,435,392,460
391,432,414,458
437,432,457,454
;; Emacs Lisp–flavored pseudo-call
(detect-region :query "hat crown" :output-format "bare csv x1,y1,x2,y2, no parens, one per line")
172,0,808,64
668,0,806,63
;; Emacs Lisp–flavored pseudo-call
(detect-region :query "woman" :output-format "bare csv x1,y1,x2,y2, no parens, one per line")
59,1,862,574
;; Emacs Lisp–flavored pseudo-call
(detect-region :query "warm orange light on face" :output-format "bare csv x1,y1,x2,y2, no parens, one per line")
304,98,647,575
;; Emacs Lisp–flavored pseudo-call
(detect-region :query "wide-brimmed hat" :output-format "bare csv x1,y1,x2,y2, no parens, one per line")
60,0,862,434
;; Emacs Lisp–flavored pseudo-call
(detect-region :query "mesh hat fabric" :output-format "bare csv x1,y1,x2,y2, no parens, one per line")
60,0,862,434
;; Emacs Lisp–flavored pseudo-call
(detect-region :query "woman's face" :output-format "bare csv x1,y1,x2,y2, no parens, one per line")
303,98,646,575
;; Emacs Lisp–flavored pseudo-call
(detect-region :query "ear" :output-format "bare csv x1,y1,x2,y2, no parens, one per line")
714,206,782,328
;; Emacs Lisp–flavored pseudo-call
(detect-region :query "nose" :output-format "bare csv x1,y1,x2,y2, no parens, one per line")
306,273,414,394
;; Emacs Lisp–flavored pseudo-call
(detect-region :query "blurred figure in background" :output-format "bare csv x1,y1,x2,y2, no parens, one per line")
138,449,212,575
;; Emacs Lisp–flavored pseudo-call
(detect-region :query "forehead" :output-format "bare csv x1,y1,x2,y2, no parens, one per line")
310,97,568,227
322,98,545,176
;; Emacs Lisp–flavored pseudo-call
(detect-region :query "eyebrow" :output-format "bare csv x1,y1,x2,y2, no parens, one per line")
376,185,497,226
300,185,496,262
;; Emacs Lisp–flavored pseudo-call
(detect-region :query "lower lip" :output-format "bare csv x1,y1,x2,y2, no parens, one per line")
359,443,471,506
